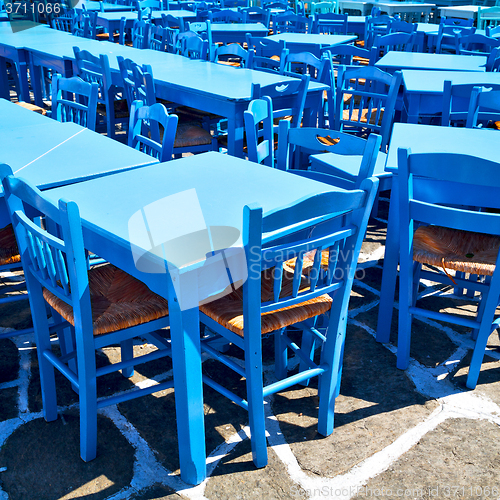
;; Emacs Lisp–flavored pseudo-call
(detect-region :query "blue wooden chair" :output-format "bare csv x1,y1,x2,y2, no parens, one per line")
244,96,275,166
51,74,99,131
161,12,185,30
466,85,500,128
247,34,287,73
251,73,310,131
371,31,417,63
280,50,335,127
456,33,500,56
51,12,76,32
128,100,178,161
214,43,254,67
334,65,402,151
117,56,153,109
441,80,500,127
199,173,378,468
148,24,169,51
364,14,394,50
277,122,382,186
208,8,247,23
311,12,347,34
177,32,211,60
131,19,151,49
435,23,475,54
73,47,128,140
396,149,500,390
0,165,174,462
325,43,374,66
221,0,249,7
273,11,312,33
241,6,271,28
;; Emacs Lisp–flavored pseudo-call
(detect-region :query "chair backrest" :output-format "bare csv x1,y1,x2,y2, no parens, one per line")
132,19,151,49
128,100,178,162
364,14,394,49
51,12,76,32
397,149,500,261
161,12,184,30
247,35,287,73
273,11,311,33
312,12,347,34
436,24,476,53
185,19,213,52
280,51,335,127
466,85,500,128
251,73,310,129
149,24,169,51
73,46,113,108
442,79,500,126
486,46,500,71
134,0,161,10
241,6,271,27
51,74,98,131
486,24,500,37
1,165,92,337
221,0,249,7
310,1,335,15
244,96,275,167
389,20,417,34
277,123,382,190
214,43,254,68
326,43,374,66
371,31,417,62
208,9,247,23
241,175,378,347
178,31,210,60
117,56,154,108
457,33,500,56
334,65,402,151
441,17,474,27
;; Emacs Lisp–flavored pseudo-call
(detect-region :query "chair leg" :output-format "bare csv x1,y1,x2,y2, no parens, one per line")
397,253,415,371
244,327,267,468
274,327,287,380
120,338,134,378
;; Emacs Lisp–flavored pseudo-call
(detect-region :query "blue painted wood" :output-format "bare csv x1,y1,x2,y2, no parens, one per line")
244,95,274,166
377,123,500,346
1,164,172,463
466,85,500,127
396,149,500,389
266,32,356,56
40,151,361,484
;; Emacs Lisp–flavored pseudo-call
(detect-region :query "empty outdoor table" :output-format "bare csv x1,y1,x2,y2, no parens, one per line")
266,33,357,55
402,69,500,123
376,52,487,73
210,22,269,43
377,123,500,344
75,0,136,11
41,151,347,485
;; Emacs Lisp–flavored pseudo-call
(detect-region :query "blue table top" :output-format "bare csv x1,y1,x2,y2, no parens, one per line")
386,123,500,172
402,69,500,93
0,99,156,193
96,9,196,20
376,51,487,72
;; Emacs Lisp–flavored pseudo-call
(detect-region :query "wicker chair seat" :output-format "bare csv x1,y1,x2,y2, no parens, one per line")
173,122,214,148
43,264,169,336
342,107,384,125
15,101,47,115
200,268,332,336
413,225,500,277
0,224,20,266
175,105,222,123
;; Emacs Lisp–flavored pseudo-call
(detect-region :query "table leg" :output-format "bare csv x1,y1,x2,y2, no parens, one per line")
376,176,399,344
0,56,9,100
166,271,207,485
405,93,420,124
17,49,30,102
227,114,245,158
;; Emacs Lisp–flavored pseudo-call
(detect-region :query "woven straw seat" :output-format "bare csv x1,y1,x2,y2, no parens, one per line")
413,225,500,277
43,264,169,336
200,268,332,336
0,224,20,266
175,105,222,123
174,122,213,148
343,107,384,125
15,101,46,115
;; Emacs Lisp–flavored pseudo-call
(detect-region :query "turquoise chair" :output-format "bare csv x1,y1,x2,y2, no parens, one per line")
466,85,500,128
456,33,500,56
312,12,347,34
0,165,174,462
396,150,500,389
51,75,98,131
199,173,379,468
244,96,275,166
128,100,178,161
73,47,128,140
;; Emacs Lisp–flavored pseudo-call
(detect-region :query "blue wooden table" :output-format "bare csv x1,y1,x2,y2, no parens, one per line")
402,69,500,123
0,97,157,226
377,123,500,344
376,52,488,73
266,33,357,55
40,150,346,485
0,28,327,156
75,0,137,11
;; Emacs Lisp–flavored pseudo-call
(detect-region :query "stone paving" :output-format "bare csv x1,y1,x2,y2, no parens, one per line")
1,194,500,500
